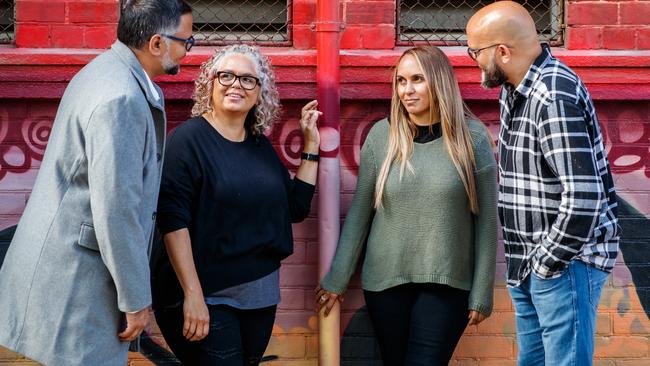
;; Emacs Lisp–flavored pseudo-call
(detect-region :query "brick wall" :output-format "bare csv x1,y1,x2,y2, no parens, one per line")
1,62,649,366
334,99,650,366
14,0,118,48
11,1,650,50
1,1,650,365
567,0,650,50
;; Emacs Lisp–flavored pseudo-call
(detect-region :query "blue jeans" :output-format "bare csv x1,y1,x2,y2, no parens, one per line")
508,260,609,366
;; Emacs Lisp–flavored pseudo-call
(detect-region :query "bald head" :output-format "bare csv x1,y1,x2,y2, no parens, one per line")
466,1,538,50
466,1,543,88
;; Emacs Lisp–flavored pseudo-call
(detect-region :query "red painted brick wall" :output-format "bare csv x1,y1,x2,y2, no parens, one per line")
15,0,118,48
12,1,650,50
1,1,650,365
567,0,650,50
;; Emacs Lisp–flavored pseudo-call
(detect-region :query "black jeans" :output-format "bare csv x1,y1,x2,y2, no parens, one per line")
155,304,277,366
364,283,470,366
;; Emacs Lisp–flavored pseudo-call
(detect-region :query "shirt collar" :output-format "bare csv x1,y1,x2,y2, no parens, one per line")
142,70,161,102
504,43,552,99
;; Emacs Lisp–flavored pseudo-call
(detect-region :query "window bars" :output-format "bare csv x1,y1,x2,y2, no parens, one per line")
0,0,14,44
398,0,564,46
186,0,291,46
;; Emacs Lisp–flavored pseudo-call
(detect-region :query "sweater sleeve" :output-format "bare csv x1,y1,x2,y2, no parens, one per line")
282,168,316,223
320,133,378,294
156,128,201,235
468,132,498,316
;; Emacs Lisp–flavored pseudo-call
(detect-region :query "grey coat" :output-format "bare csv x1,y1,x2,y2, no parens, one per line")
0,41,166,366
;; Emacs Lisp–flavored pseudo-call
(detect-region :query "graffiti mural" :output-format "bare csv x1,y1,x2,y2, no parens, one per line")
0,102,54,181
0,99,649,364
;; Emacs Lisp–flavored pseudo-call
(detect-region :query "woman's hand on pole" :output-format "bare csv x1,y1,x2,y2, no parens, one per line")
315,286,343,317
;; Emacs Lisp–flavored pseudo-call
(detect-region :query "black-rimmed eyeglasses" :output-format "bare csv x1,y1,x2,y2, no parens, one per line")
161,34,195,52
467,44,502,60
216,71,260,90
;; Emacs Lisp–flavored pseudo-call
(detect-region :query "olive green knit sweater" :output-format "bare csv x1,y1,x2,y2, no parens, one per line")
321,118,498,315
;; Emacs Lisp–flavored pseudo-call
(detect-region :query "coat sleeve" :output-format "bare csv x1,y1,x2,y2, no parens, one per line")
85,96,152,313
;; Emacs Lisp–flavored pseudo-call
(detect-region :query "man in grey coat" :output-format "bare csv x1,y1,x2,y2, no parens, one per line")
0,1,193,365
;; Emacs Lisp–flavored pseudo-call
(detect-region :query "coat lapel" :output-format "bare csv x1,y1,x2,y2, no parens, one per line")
109,40,167,158
110,41,165,112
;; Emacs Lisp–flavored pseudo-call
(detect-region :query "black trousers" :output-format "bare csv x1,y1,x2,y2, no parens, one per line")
155,304,276,366
363,283,470,366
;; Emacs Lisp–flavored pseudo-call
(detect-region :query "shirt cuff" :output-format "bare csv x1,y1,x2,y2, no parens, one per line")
126,305,150,314
531,244,569,279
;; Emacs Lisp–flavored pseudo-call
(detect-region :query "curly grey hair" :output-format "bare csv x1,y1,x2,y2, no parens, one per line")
191,44,281,135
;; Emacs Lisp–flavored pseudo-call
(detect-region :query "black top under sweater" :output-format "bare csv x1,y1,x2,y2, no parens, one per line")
414,123,442,143
153,116,315,307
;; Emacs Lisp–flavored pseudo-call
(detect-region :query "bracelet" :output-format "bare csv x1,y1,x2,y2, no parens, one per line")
301,152,320,162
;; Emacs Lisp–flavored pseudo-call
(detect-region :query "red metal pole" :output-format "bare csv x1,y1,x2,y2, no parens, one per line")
316,0,341,364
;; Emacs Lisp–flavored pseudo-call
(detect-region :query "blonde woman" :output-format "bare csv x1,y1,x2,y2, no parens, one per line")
153,44,321,365
316,46,497,365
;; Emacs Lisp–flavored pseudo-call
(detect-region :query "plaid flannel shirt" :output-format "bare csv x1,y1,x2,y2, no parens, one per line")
498,44,620,287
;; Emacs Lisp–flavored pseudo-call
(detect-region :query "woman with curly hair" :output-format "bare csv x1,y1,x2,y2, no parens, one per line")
316,46,498,365
153,44,321,365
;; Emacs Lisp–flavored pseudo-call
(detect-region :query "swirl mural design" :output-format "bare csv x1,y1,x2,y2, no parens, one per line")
0,99,649,364
0,107,54,181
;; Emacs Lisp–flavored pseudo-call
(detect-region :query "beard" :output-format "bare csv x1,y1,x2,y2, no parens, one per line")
162,51,180,76
481,59,508,89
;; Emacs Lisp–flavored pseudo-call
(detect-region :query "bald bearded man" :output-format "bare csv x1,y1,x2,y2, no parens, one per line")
467,2,619,365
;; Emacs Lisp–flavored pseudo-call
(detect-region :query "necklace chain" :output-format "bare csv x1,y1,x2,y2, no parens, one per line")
204,113,247,142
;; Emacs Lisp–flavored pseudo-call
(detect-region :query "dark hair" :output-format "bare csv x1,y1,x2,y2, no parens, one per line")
179,1,192,14
117,0,191,49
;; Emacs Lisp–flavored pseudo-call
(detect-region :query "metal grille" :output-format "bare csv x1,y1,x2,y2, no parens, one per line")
398,0,564,46
0,0,14,44
187,0,291,46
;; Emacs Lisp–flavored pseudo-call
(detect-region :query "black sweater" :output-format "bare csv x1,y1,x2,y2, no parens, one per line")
153,117,315,307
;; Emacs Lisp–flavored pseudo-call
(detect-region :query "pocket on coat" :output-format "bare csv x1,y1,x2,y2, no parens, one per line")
77,223,100,252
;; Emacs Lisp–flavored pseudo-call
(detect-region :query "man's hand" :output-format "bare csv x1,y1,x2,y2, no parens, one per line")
118,306,151,342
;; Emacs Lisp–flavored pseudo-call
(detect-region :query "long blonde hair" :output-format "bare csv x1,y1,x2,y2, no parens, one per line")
374,46,481,214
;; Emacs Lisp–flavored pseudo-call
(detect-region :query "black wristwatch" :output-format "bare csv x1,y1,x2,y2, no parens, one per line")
301,152,320,162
